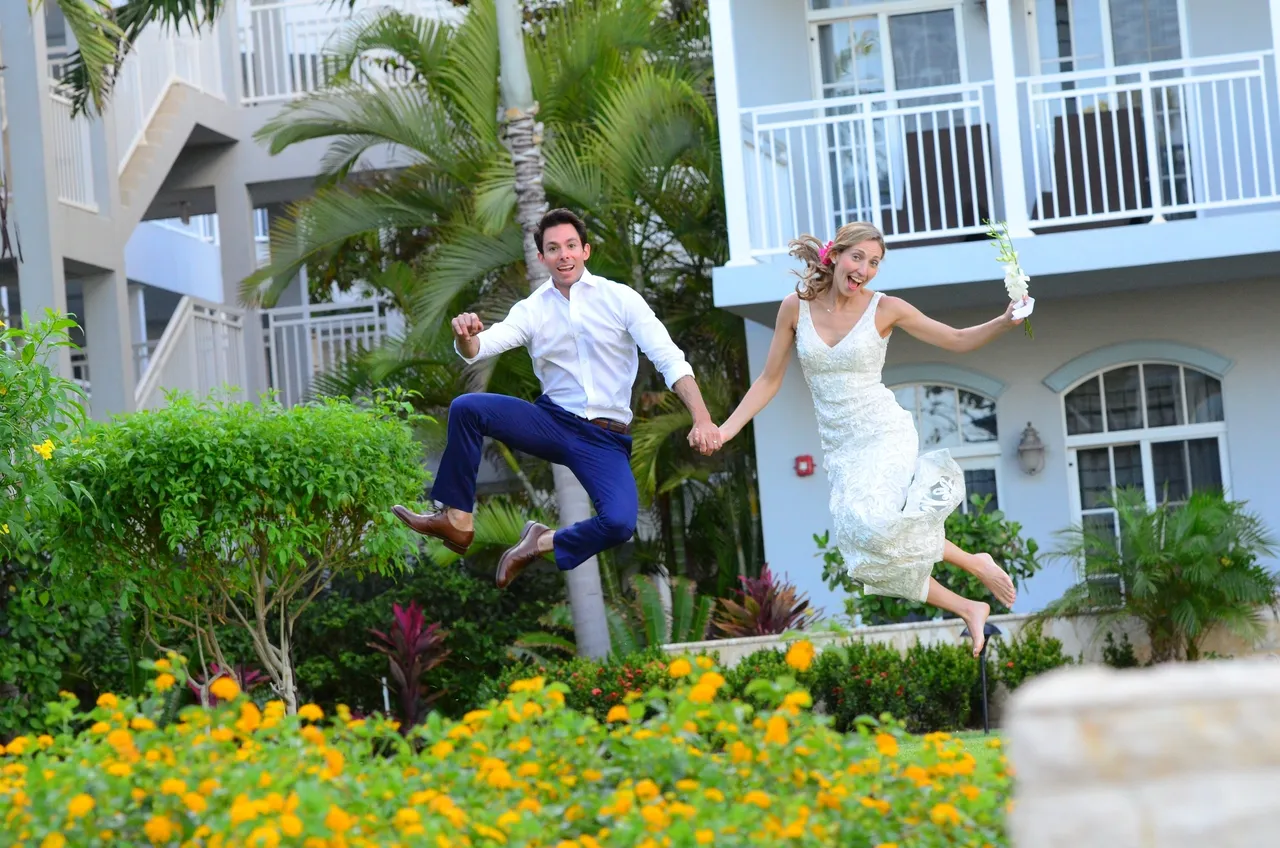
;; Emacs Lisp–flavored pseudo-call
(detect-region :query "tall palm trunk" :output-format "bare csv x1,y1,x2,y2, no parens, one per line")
495,0,611,659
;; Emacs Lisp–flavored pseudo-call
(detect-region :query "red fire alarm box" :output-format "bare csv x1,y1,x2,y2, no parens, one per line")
794,455,815,477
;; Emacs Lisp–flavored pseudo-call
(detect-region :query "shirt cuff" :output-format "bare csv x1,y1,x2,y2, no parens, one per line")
661,360,695,391
454,337,484,365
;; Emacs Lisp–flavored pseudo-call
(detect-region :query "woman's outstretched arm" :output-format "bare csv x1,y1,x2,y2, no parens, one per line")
720,294,800,443
880,295,1025,354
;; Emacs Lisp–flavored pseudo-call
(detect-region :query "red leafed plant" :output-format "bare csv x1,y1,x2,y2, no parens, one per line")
189,664,268,707
713,564,821,637
368,601,450,730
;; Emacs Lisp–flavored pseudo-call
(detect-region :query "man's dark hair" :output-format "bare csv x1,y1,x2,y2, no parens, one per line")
535,208,588,253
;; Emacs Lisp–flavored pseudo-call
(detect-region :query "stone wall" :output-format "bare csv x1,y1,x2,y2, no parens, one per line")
1005,658,1280,847
661,607,1280,668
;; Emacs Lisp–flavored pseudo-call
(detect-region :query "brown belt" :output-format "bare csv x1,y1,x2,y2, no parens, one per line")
589,417,630,435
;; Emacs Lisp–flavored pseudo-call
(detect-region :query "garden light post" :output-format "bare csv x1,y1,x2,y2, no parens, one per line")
960,621,1003,734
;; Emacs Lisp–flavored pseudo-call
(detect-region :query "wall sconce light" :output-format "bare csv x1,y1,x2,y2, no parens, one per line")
794,455,815,477
1017,422,1045,476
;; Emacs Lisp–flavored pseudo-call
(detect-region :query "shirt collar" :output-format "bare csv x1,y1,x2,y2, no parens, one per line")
541,267,597,293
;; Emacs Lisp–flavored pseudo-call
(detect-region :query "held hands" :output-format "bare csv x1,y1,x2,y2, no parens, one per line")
1003,296,1029,326
687,418,723,456
451,312,484,340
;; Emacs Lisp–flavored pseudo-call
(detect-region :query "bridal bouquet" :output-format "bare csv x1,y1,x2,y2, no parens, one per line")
985,219,1034,338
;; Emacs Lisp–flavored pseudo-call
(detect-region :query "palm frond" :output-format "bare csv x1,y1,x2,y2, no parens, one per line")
400,224,526,342
437,0,499,141
322,7,453,88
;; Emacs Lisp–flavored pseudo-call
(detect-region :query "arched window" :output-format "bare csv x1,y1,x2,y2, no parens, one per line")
1062,361,1229,538
891,382,1001,514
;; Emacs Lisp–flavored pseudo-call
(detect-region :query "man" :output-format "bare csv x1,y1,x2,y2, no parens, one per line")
393,208,720,589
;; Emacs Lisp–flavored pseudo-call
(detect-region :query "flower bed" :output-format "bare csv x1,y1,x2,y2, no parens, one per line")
0,647,1012,847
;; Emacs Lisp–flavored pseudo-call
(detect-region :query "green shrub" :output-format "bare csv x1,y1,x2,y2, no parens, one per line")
810,640,909,733
901,642,979,732
818,494,1042,625
993,622,1074,691
0,650,1013,847
47,392,430,713
722,648,798,712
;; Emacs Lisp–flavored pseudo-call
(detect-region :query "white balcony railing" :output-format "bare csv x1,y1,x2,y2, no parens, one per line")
236,0,462,105
113,19,225,173
741,82,997,257
47,84,97,211
1024,52,1280,225
136,297,249,410
262,299,392,408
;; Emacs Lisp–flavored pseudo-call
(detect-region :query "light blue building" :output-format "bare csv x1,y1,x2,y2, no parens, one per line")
708,0,1280,616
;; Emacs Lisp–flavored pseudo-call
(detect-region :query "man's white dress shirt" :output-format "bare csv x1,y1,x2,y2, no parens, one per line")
456,269,693,426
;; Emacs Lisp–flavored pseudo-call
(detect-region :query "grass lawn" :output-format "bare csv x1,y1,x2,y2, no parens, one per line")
901,729,1006,772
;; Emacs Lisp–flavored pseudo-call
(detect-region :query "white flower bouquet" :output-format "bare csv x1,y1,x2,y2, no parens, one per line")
985,219,1034,338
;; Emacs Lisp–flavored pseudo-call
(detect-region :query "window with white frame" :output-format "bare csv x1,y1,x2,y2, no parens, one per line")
892,382,1000,514
1063,361,1228,540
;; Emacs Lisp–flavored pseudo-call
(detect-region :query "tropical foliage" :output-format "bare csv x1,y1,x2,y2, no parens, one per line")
242,0,761,616
1039,487,1279,662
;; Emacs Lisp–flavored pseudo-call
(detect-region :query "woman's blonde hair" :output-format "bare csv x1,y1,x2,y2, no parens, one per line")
789,222,887,301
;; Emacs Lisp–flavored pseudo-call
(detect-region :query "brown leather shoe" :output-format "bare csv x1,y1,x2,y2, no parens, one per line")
496,520,551,589
391,505,474,555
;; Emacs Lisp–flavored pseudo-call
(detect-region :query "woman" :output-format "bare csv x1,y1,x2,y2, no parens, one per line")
716,222,1026,655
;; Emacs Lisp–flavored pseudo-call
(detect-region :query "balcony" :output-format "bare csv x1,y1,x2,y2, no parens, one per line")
712,0,1280,268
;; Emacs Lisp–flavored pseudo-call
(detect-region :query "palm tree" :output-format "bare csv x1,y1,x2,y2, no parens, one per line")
240,0,753,653
34,0,223,117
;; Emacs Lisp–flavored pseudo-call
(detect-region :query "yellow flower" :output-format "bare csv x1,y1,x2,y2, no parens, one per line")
153,659,171,672
280,815,303,838
198,779,219,796
698,671,726,690
184,793,208,814
143,815,176,845
31,439,54,460
68,794,95,818
704,788,725,803
606,705,630,723
41,835,66,848
635,779,660,801
785,640,815,672
930,803,962,826
582,768,603,781
874,844,899,848
37,735,54,749
696,831,715,845
667,658,692,678
210,676,241,701
1,524,8,535
695,655,715,669
3,736,29,755
160,778,187,796
237,703,263,734
509,676,545,693
764,715,789,746
325,806,355,833
298,704,324,722
742,790,771,808
106,763,132,777
430,740,454,758
688,683,717,704
782,691,812,713
96,693,118,710
875,733,899,757
154,673,176,692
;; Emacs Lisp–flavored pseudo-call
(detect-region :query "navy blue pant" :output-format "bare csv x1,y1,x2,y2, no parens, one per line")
431,393,638,570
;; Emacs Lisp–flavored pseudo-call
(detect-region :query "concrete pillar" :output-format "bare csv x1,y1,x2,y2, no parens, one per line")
707,0,754,266
1007,659,1280,847
214,158,269,401
986,0,1034,238
82,267,137,419
128,283,149,378
0,2,69,373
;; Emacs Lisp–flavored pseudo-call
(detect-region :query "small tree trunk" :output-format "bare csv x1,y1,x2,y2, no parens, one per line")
496,0,610,659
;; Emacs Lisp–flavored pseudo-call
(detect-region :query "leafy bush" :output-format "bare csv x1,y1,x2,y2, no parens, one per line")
713,564,821,637
48,392,430,713
1043,488,1279,662
1,650,1012,847
1102,631,1141,669
270,558,564,719
992,622,1075,691
818,494,1042,625
811,641,909,733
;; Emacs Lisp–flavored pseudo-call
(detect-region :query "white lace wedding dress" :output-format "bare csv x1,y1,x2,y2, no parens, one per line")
796,291,965,602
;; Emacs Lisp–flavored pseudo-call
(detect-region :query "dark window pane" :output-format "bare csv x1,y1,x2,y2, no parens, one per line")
1184,370,1224,423
959,390,998,443
920,385,959,447
1112,444,1144,491
1187,438,1223,493
1104,365,1143,431
1065,377,1104,435
1144,364,1184,427
1152,440,1189,503
1078,448,1113,509
963,468,999,513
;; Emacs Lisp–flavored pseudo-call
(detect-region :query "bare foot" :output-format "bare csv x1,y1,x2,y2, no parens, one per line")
960,601,991,656
975,553,1016,608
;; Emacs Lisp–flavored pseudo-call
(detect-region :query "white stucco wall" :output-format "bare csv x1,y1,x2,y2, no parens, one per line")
745,276,1280,620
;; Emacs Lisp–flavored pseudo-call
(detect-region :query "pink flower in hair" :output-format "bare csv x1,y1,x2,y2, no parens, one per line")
817,240,835,265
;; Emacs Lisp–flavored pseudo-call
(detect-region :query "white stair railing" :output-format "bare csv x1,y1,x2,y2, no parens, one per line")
47,83,97,211
136,296,249,410
113,19,226,174
262,299,391,408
